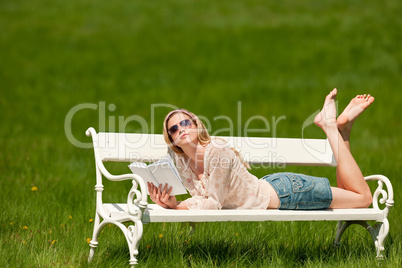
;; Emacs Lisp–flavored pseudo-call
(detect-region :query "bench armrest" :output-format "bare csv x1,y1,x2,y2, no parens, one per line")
98,166,148,219
365,175,394,216
98,168,148,218
86,127,148,219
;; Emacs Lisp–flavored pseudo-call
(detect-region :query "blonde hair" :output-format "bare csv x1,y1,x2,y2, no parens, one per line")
163,109,250,169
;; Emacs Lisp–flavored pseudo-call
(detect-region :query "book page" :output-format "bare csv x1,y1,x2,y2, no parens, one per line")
128,162,158,187
148,155,187,195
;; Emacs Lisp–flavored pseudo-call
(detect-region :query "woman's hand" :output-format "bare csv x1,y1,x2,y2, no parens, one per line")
147,182,178,209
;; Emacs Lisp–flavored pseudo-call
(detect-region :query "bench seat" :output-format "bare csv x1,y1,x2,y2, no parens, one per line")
104,203,385,223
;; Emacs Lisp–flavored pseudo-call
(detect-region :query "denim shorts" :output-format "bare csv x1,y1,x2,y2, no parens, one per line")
262,172,333,210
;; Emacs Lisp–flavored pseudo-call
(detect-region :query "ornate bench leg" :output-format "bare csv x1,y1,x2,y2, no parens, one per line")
334,221,352,248
373,219,389,261
127,220,144,267
88,213,101,263
87,214,144,267
88,240,99,262
334,220,389,261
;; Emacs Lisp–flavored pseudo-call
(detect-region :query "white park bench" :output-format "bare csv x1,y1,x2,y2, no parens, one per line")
85,127,394,267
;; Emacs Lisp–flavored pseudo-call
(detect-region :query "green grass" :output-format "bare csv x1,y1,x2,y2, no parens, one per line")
1,0,401,267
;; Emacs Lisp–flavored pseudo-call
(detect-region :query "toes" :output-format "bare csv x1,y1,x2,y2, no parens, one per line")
363,94,375,103
329,88,337,99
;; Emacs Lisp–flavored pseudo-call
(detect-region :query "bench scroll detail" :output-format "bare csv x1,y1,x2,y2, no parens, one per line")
334,175,394,260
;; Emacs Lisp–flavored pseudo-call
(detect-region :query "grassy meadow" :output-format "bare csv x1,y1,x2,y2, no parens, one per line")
1,0,401,267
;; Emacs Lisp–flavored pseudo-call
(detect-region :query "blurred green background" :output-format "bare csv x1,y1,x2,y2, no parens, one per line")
1,0,401,267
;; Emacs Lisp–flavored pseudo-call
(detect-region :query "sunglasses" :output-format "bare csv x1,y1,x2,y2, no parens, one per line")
168,119,193,135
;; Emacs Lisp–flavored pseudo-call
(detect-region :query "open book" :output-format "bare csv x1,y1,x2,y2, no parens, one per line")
128,154,187,196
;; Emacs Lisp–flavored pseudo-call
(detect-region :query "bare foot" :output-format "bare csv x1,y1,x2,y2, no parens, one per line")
314,88,338,131
337,94,375,131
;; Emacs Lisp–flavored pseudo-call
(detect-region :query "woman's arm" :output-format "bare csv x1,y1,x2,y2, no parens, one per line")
175,200,189,210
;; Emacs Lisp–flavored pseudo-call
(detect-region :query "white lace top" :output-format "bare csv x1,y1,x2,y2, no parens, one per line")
174,139,271,210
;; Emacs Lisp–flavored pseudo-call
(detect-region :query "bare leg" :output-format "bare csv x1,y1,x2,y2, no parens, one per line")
335,94,375,188
314,89,372,208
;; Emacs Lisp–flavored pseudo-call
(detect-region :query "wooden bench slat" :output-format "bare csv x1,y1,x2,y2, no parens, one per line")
97,133,167,162
96,132,336,166
104,204,384,223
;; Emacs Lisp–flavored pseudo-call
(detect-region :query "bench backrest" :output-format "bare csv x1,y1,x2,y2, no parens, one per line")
86,127,336,167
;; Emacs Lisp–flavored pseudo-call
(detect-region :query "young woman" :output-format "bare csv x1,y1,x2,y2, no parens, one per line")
147,89,374,210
